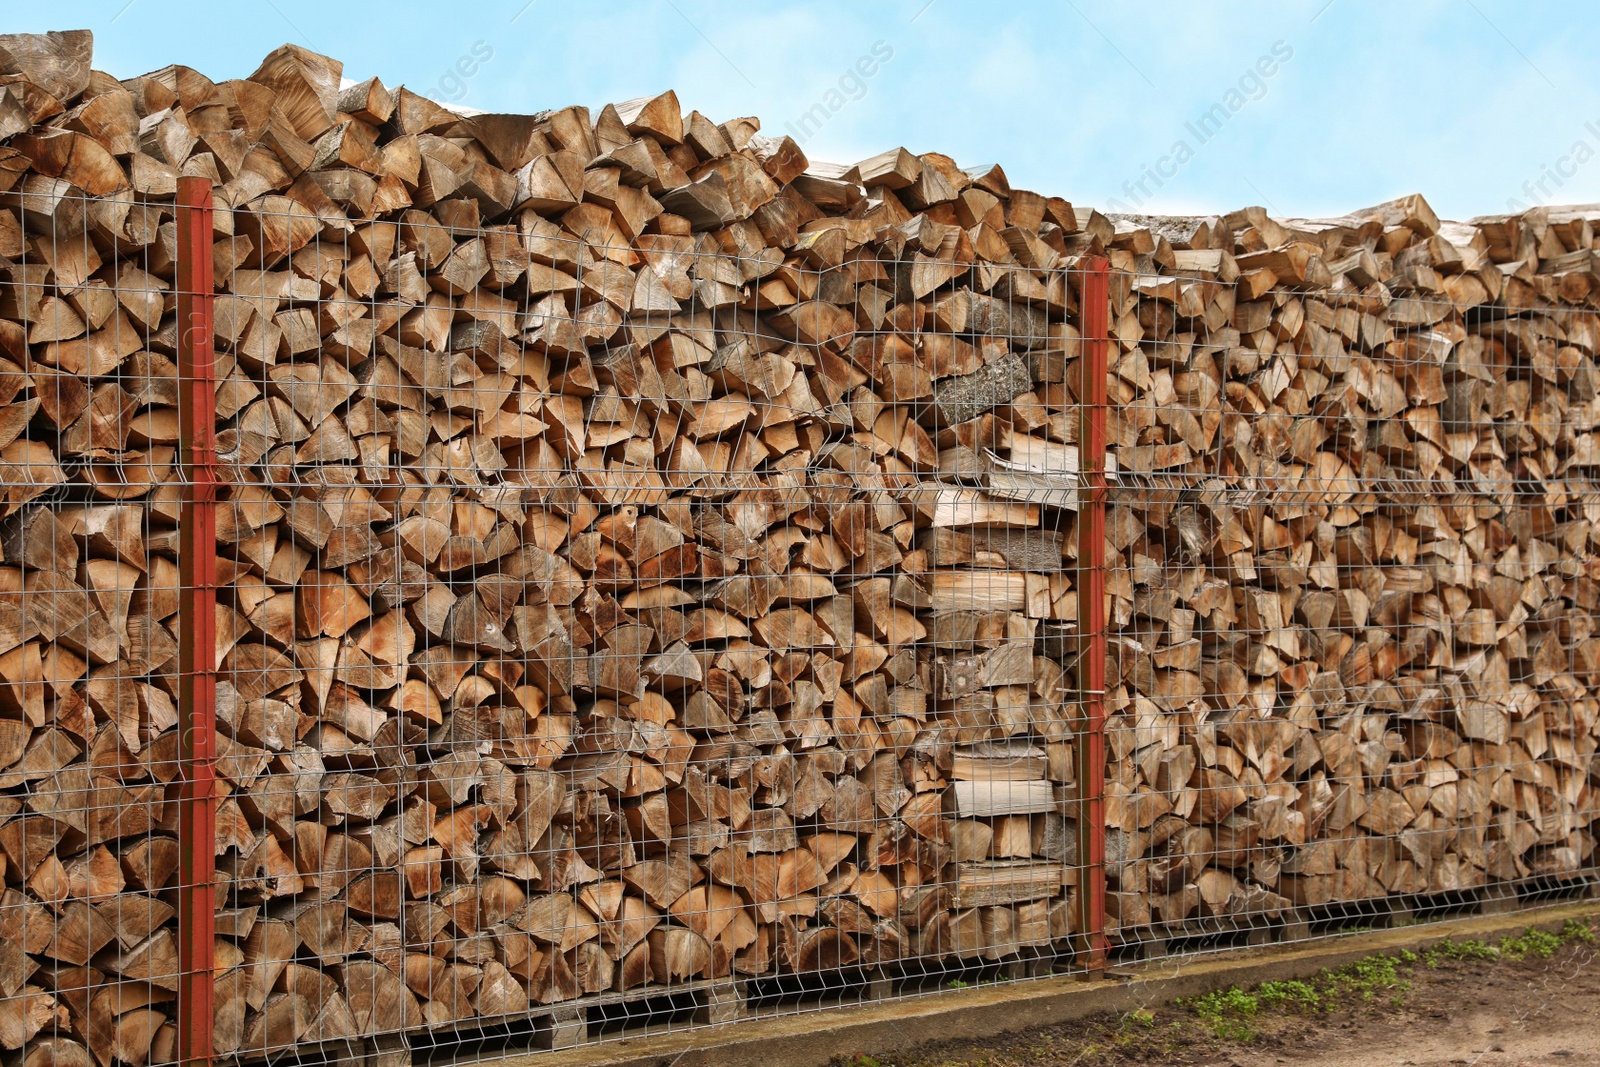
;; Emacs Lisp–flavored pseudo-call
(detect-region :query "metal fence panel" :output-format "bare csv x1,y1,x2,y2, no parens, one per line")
2,161,1598,1067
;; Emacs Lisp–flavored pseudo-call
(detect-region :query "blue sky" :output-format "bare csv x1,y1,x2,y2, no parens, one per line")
21,1,1600,222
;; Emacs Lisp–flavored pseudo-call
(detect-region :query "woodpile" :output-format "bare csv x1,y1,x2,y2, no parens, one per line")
1098,199,1600,929
0,26,1593,1065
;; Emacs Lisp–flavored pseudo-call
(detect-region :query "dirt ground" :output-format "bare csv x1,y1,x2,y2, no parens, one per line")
863,920,1600,1067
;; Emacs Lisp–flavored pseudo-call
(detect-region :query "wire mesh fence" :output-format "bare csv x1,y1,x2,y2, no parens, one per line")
0,181,191,1067
1101,225,1600,959
204,198,1099,1060
0,172,1596,1067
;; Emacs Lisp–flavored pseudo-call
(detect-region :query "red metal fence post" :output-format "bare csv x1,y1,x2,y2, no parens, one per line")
1075,257,1110,976
176,174,218,1067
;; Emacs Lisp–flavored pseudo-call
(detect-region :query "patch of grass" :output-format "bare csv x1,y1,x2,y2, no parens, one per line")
1500,927,1563,960
1180,918,1598,1044
1256,978,1321,1011
1184,986,1265,1041
944,972,1016,991
1324,950,1410,1002
866,915,1599,1067
1419,920,1597,967
1421,937,1497,965
1118,1008,1156,1030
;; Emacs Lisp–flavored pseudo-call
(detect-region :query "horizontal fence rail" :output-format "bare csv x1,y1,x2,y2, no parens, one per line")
0,175,1596,1067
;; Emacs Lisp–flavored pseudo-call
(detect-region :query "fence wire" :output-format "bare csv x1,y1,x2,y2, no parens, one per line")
0,169,1595,1067
1104,216,1600,957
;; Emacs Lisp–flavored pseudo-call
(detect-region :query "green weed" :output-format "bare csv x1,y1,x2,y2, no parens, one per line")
1499,927,1562,960
1183,986,1264,1041
1256,979,1322,1011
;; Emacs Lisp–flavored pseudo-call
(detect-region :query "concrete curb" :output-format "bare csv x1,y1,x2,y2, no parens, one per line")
506,901,1599,1067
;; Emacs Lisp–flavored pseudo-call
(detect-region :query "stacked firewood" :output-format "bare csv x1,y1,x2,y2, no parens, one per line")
1096,200,1600,930
0,27,1594,1066
0,31,1091,1062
